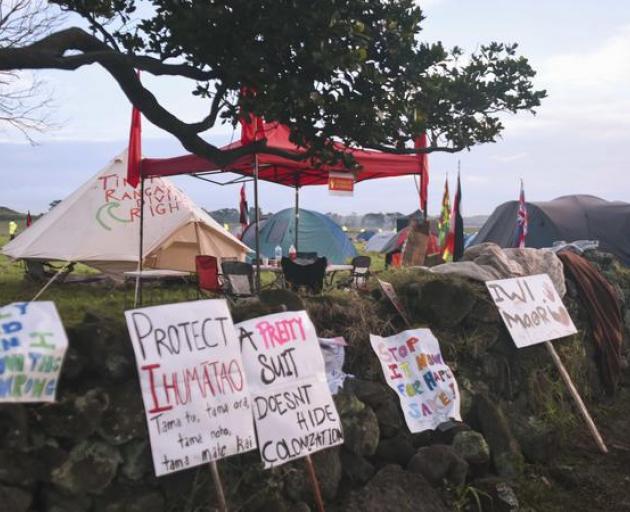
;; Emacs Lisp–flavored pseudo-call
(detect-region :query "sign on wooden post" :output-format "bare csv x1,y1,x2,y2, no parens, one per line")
124,299,257,476
236,311,344,469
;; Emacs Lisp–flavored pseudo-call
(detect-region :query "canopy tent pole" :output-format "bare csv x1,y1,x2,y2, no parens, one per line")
422,171,428,222
254,155,261,293
133,176,145,307
294,185,300,251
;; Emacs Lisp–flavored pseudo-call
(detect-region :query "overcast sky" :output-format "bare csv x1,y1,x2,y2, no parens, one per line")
2,0,629,216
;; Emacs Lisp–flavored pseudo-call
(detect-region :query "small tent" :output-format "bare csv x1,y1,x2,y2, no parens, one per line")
242,208,356,264
3,151,250,276
365,231,396,253
473,195,630,265
356,230,376,242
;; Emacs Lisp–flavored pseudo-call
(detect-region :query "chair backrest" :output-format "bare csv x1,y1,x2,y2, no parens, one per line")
221,260,254,297
296,251,318,262
352,255,371,274
195,255,221,293
281,256,327,293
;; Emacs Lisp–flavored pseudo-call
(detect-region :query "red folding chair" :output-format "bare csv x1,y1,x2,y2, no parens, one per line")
195,255,222,295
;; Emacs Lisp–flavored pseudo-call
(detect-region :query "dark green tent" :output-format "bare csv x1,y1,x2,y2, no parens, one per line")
473,195,630,265
242,208,357,264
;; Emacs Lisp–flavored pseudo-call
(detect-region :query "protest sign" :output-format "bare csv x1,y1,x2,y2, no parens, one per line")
486,274,577,348
377,279,411,327
236,311,344,469
125,299,256,477
318,337,350,394
0,302,68,403
370,328,460,433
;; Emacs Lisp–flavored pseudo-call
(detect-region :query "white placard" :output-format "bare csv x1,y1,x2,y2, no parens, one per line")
0,302,68,403
125,300,257,476
236,311,344,468
370,328,461,433
486,274,577,348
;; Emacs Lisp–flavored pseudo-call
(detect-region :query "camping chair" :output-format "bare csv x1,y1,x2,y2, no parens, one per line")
195,255,222,297
337,256,371,290
221,261,255,299
24,260,75,283
296,251,318,263
281,256,327,294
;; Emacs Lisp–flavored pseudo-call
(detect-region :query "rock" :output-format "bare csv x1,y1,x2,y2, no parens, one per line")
339,464,449,512
340,450,375,485
37,390,108,441
0,449,44,486
347,379,404,438
120,440,152,481
507,414,560,464
94,487,165,512
452,430,490,466
283,448,342,502
416,278,477,327
474,394,524,479
0,405,29,450
374,435,415,466
335,391,380,457
51,441,122,495
0,484,32,512
473,477,520,512
98,382,146,445
407,445,468,486
41,485,92,512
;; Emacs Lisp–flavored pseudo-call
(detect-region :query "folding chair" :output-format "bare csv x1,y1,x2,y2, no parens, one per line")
221,261,255,298
281,256,327,294
338,256,371,289
195,255,222,296
296,251,318,262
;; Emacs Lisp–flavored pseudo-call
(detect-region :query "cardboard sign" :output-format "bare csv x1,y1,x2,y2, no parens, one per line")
125,300,256,477
486,274,577,348
370,328,461,433
328,171,354,196
236,311,344,468
377,279,412,327
0,302,68,403
318,337,349,394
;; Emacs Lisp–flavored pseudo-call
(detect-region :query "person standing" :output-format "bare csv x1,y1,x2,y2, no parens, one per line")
8,220,18,240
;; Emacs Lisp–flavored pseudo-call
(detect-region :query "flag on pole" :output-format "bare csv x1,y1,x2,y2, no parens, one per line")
126,72,142,188
443,171,464,262
239,184,249,234
437,176,450,250
516,179,528,248
26,211,32,227
239,87,265,145
414,132,430,214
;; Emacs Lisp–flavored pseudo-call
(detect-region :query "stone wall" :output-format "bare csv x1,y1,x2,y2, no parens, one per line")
1,250,628,511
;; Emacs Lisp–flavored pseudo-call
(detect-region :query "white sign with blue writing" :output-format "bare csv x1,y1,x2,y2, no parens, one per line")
0,302,68,402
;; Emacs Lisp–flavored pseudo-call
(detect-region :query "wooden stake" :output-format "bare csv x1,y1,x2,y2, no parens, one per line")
544,341,608,453
209,461,228,512
304,455,325,512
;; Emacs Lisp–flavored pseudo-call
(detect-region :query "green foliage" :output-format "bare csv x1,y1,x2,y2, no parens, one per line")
53,0,545,159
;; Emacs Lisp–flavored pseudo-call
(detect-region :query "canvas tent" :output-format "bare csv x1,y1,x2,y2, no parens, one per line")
365,231,396,253
242,208,356,264
473,195,630,265
2,151,249,277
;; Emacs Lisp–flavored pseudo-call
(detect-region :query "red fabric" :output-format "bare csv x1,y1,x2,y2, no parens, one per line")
414,132,430,213
141,122,424,187
196,255,222,293
516,179,528,248
26,211,32,227
126,104,142,188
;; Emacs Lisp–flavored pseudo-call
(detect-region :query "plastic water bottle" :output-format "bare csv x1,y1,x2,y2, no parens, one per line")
274,245,282,265
289,244,297,261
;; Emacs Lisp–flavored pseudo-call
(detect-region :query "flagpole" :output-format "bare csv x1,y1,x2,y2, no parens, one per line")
133,176,145,307
254,155,261,293
294,185,300,251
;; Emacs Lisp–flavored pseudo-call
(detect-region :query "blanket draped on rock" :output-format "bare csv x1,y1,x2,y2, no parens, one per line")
558,250,623,394
431,243,567,297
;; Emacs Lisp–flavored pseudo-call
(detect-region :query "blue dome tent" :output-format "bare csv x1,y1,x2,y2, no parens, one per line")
242,208,357,264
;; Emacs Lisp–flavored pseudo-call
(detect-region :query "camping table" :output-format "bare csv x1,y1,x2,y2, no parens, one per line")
255,263,353,289
123,270,192,305
325,264,354,287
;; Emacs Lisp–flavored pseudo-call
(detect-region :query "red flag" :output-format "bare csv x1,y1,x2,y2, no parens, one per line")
239,87,265,145
126,73,142,188
26,211,32,227
443,171,464,262
516,179,528,248
414,132,430,214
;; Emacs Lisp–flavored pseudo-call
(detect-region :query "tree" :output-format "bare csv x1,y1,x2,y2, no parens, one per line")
0,0,61,139
0,0,545,164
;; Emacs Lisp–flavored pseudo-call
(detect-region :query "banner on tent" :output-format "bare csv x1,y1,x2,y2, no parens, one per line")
328,171,354,196
236,311,344,468
0,302,68,403
124,300,257,476
370,328,461,433
486,274,577,348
